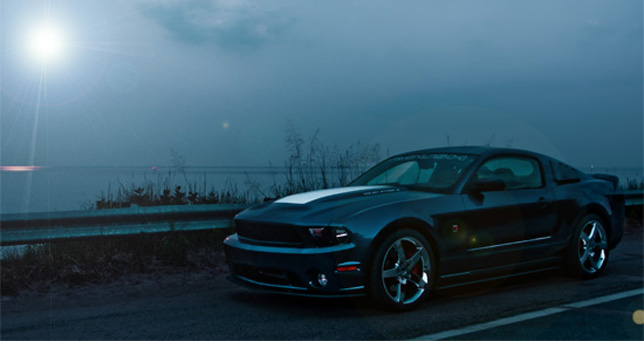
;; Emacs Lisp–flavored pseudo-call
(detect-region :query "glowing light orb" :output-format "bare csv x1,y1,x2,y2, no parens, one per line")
634,310,644,325
27,23,66,63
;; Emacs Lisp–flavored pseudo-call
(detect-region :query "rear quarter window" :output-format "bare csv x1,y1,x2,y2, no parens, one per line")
551,161,584,184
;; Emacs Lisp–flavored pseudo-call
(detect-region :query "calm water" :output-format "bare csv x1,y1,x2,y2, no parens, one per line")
1,165,642,214
0,166,286,214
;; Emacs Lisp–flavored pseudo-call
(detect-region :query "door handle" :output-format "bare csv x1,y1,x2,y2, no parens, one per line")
537,197,550,208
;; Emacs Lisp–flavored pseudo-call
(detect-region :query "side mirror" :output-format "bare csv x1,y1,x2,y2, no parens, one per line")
470,178,506,193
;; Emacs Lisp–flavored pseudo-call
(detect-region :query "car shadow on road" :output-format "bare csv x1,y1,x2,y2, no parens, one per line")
227,268,568,315
228,289,392,316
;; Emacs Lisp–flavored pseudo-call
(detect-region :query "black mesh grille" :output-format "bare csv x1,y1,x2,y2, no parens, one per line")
231,263,304,288
236,221,305,246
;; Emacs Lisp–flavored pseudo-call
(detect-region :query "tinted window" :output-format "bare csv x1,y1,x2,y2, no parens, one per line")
551,160,584,184
368,161,421,185
474,157,543,190
351,153,475,192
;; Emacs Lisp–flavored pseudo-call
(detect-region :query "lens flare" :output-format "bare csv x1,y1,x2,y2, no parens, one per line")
0,166,43,172
28,23,66,63
634,309,644,325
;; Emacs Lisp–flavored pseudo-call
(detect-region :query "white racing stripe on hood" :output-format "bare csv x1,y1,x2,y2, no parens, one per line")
275,186,390,205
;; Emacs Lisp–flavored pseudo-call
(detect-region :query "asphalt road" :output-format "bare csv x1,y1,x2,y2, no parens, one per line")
435,292,643,340
2,228,642,340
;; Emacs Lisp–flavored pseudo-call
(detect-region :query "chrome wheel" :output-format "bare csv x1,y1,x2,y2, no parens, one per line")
577,219,608,274
381,236,431,305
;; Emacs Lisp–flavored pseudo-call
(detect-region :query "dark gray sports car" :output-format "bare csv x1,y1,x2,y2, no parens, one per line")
223,147,625,310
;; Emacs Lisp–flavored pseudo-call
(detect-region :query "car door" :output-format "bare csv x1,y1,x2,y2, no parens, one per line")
456,155,557,268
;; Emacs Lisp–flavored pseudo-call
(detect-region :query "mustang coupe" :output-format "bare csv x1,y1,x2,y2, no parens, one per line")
224,147,624,310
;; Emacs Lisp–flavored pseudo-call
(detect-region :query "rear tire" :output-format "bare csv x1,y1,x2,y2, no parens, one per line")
566,214,609,279
367,229,435,311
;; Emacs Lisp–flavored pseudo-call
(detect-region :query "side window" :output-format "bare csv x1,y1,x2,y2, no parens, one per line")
475,157,543,190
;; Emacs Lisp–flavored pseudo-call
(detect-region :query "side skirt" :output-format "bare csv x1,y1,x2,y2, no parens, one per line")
436,256,563,289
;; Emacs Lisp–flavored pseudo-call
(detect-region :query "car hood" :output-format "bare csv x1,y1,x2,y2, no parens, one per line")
236,185,444,226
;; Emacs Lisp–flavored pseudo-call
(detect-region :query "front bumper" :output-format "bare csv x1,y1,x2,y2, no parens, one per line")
223,234,366,297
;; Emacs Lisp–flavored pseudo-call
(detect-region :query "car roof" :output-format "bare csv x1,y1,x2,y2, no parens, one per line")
395,146,547,159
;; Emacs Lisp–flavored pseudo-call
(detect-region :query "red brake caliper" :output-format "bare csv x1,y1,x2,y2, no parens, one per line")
408,250,420,276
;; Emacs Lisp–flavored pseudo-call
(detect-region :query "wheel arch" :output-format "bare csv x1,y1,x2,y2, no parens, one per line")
366,217,441,278
568,204,612,243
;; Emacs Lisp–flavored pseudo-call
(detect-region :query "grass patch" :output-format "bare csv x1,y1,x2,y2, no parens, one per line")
93,124,382,209
1,229,232,297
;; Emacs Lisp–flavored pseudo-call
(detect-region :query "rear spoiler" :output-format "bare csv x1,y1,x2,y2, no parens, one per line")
591,173,619,190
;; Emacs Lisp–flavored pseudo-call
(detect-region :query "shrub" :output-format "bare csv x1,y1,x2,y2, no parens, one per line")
0,229,232,296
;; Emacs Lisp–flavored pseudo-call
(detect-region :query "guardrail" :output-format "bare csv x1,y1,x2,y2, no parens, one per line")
0,190,641,246
624,189,643,207
0,204,251,246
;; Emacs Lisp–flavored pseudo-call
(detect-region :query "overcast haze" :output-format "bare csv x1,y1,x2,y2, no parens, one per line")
1,0,642,211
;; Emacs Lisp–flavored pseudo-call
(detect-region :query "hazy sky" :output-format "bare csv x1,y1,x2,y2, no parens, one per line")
2,0,643,170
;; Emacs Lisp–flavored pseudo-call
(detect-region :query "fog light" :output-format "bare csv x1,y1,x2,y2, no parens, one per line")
317,273,328,287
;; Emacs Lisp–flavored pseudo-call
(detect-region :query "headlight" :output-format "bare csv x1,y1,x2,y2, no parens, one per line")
308,226,352,245
333,226,351,244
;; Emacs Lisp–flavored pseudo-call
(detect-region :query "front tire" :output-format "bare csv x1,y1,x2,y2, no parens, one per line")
566,214,609,279
368,229,435,311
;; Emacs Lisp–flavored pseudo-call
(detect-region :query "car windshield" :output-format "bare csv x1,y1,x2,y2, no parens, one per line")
350,153,475,192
